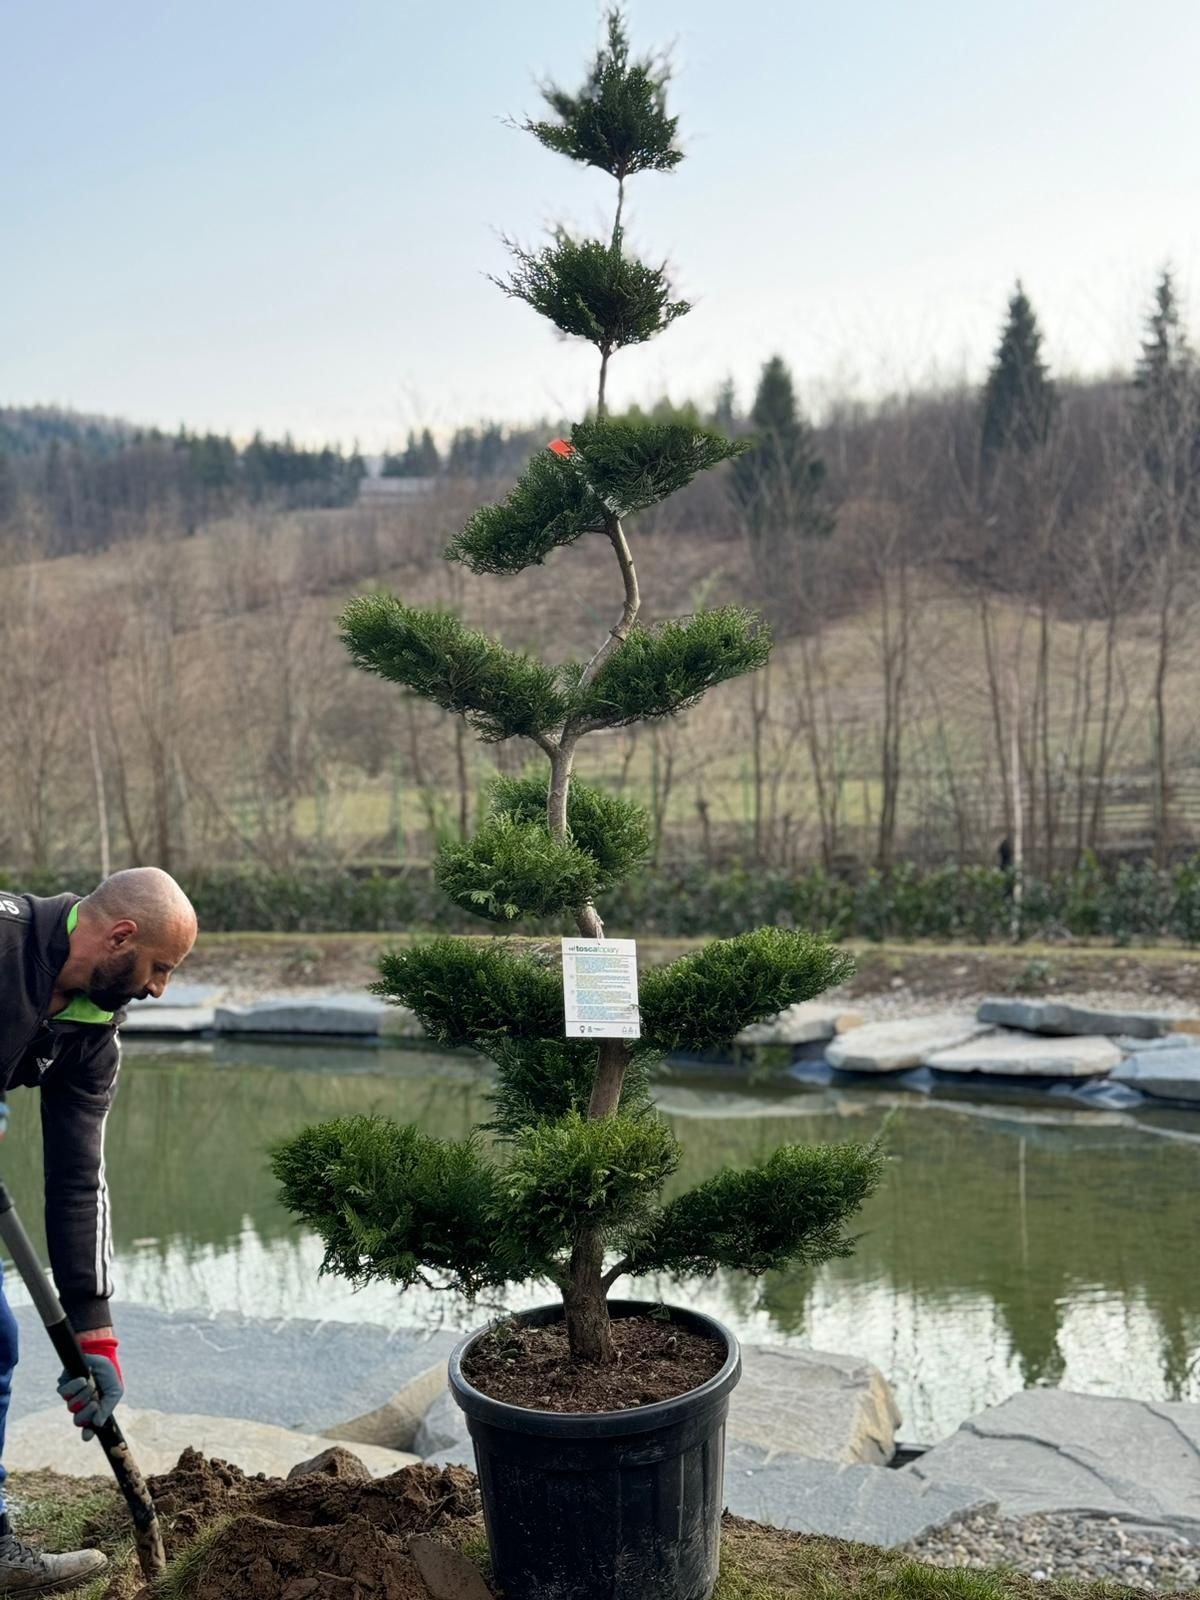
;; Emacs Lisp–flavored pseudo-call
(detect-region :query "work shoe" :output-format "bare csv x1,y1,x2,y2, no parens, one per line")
0,1528,107,1596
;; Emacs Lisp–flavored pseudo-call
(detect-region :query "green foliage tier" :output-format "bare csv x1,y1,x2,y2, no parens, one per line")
570,416,745,513
484,1035,654,1139
270,1110,881,1300
271,1116,515,1297
625,1141,886,1277
372,937,562,1048
489,775,651,889
496,230,689,354
339,595,569,742
502,1110,680,1262
639,928,855,1052
446,447,609,575
435,813,602,923
447,416,743,578
576,608,771,726
374,926,851,1057
522,12,682,179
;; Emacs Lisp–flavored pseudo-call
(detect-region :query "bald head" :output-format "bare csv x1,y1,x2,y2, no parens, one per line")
68,868,198,1011
84,869,197,947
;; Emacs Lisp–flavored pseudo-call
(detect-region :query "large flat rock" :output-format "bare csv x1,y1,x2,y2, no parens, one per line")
5,1406,418,1480
738,1004,865,1048
906,1389,1200,1537
214,994,387,1036
730,1347,900,1465
927,1031,1121,1078
415,1389,473,1468
977,998,1186,1040
416,1345,901,1471
827,1013,987,1074
9,1305,458,1439
725,1445,993,1545
1114,1048,1200,1104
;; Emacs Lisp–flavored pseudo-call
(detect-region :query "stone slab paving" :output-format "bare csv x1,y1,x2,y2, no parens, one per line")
926,1032,1122,1078
905,1389,1200,1538
723,1445,994,1545
737,1003,865,1048
9,1305,458,1440
5,1406,418,1479
976,998,1194,1040
827,1013,988,1073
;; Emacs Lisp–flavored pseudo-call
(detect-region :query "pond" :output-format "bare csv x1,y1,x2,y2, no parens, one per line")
3,1039,1198,1444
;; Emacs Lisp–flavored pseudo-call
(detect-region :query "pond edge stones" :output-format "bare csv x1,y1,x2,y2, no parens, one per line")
827,1012,987,1073
1113,1046,1200,1103
905,1389,1200,1539
977,998,1198,1040
926,1032,1122,1078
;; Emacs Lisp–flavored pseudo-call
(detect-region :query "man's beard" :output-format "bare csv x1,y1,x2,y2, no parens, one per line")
86,950,141,1011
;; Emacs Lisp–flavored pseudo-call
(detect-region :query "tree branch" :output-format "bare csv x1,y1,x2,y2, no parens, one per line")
574,515,640,698
601,1256,632,1291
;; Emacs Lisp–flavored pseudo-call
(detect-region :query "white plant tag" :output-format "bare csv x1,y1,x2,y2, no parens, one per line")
561,937,641,1039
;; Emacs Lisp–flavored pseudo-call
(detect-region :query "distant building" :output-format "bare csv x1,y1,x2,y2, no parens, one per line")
357,474,440,502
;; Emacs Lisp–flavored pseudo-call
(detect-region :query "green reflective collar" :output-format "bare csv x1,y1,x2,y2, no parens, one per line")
58,903,115,1025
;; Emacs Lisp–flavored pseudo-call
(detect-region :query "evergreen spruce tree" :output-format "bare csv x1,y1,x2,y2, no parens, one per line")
980,282,1057,458
272,10,881,1369
732,354,833,564
1134,267,1199,517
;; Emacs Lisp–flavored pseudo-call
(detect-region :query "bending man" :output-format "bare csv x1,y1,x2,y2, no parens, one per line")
0,869,196,1593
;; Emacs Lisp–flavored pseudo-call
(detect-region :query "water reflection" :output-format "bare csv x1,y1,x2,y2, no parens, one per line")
1,1039,1197,1442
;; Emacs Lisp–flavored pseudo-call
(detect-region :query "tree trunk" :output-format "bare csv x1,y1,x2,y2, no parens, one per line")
563,1234,616,1364
1152,577,1172,867
979,595,1012,839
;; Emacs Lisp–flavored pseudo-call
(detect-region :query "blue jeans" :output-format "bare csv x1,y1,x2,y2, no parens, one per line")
0,1261,17,1517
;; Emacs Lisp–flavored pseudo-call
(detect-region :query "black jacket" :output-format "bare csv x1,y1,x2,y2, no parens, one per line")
0,891,117,1330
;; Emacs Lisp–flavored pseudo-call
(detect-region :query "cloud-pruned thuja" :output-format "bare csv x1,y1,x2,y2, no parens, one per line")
273,10,882,1367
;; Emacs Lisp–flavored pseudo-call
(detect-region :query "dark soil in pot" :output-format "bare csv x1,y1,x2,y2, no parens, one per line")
462,1311,726,1411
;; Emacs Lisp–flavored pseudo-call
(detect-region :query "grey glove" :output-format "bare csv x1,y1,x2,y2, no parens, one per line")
57,1340,124,1441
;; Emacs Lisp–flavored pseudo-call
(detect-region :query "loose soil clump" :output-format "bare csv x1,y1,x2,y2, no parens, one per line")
462,1314,726,1412
85,1450,485,1600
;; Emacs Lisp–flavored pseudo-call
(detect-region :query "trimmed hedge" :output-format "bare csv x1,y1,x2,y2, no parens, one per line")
8,856,1200,945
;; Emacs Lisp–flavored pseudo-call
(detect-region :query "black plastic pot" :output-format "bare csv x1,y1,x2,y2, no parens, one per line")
448,1300,741,1600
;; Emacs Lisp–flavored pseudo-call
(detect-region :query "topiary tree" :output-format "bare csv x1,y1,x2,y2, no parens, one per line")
272,9,882,1369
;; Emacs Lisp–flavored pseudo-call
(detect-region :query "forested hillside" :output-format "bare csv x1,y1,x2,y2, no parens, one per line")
3,272,1199,886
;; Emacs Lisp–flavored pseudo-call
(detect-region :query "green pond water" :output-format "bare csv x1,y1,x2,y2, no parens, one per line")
3,1039,1198,1443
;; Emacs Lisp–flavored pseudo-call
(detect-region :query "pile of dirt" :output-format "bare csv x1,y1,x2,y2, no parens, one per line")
88,1450,485,1600
462,1314,726,1412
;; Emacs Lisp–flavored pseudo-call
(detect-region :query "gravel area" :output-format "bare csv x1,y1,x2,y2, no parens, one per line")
908,1509,1199,1592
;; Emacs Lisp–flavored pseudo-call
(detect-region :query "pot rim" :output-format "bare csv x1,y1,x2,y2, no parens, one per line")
448,1298,742,1438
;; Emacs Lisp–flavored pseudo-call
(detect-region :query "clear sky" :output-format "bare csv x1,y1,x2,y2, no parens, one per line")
4,0,1199,450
